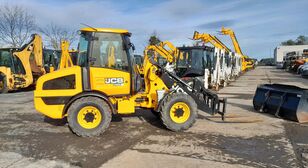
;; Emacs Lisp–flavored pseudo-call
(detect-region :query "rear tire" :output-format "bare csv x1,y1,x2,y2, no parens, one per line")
159,93,197,131
67,96,112,137
0,74,8,94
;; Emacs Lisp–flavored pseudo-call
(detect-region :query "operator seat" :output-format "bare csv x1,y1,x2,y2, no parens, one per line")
106,42,116,68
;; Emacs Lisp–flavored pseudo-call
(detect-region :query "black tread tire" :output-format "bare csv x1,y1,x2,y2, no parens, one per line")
67,96,112,137
159,93,197,131
0,74,8,94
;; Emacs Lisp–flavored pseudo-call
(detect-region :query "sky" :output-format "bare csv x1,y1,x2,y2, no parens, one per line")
1,0,308,60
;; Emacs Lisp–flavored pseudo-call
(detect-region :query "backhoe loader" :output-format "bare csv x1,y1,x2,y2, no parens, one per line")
34,27,226,137
220,27,254,71
192,31,239,89
0,34,46,93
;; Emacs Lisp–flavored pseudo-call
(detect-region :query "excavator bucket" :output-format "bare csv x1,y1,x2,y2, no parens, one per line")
253,84,308,123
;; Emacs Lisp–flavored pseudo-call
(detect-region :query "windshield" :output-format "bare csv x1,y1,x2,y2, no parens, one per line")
191,49,205,70
0,50,13,67
177,49,205,70
92,32,129,71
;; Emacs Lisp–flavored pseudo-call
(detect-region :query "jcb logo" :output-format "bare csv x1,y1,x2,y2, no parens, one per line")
172,84,192,94
105,78,124,86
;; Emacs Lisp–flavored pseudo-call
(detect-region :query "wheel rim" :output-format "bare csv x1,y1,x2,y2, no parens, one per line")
170,102,191,124
77,106,102,129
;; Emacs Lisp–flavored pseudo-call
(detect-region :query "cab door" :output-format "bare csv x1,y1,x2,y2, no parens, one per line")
90,67,130,96
88,32,131,96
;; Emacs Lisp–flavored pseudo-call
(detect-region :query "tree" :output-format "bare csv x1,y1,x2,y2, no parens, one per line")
296,35,307,45
281,39,296,46
39,23,77,50
0,4,36,47
148,31,161,45
281,35,308,46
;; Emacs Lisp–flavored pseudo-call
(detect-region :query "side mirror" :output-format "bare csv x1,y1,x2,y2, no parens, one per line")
130,43,135,51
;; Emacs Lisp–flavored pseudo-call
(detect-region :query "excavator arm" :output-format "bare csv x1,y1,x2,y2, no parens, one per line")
193,31,231,52
220,27,243,55
13,34,45,86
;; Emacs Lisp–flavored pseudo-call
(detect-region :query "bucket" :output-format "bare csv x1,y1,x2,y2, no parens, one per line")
253,84,308,123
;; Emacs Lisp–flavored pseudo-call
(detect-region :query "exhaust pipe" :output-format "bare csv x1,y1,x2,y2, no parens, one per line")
253,84,308,123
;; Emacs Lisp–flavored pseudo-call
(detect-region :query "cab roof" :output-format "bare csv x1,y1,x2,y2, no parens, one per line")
80,27,129,34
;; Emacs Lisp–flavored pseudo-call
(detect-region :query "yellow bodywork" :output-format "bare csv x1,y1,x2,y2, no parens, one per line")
80,27,129,34
59,40,74,70
90,67,130,95
34,66,83,118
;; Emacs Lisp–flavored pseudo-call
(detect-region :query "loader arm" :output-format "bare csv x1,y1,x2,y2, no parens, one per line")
138,41,179,75
143,45,227,119
159,41,182,59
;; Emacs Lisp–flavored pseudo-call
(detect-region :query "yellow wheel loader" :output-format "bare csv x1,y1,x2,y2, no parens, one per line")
0,34,46,93
34,27,226,137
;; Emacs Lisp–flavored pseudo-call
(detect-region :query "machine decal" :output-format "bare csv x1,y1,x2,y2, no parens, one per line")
105,77,124,86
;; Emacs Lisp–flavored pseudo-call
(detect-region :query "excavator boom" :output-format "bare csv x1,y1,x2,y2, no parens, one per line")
220,27,243,55
220,27,255,71
193,31,231,52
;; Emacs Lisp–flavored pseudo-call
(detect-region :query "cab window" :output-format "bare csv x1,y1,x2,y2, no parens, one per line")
0,50,12,67
91,33,129,71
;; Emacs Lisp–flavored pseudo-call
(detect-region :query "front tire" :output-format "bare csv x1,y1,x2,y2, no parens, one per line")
159,93,197,131
67,96,112,137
